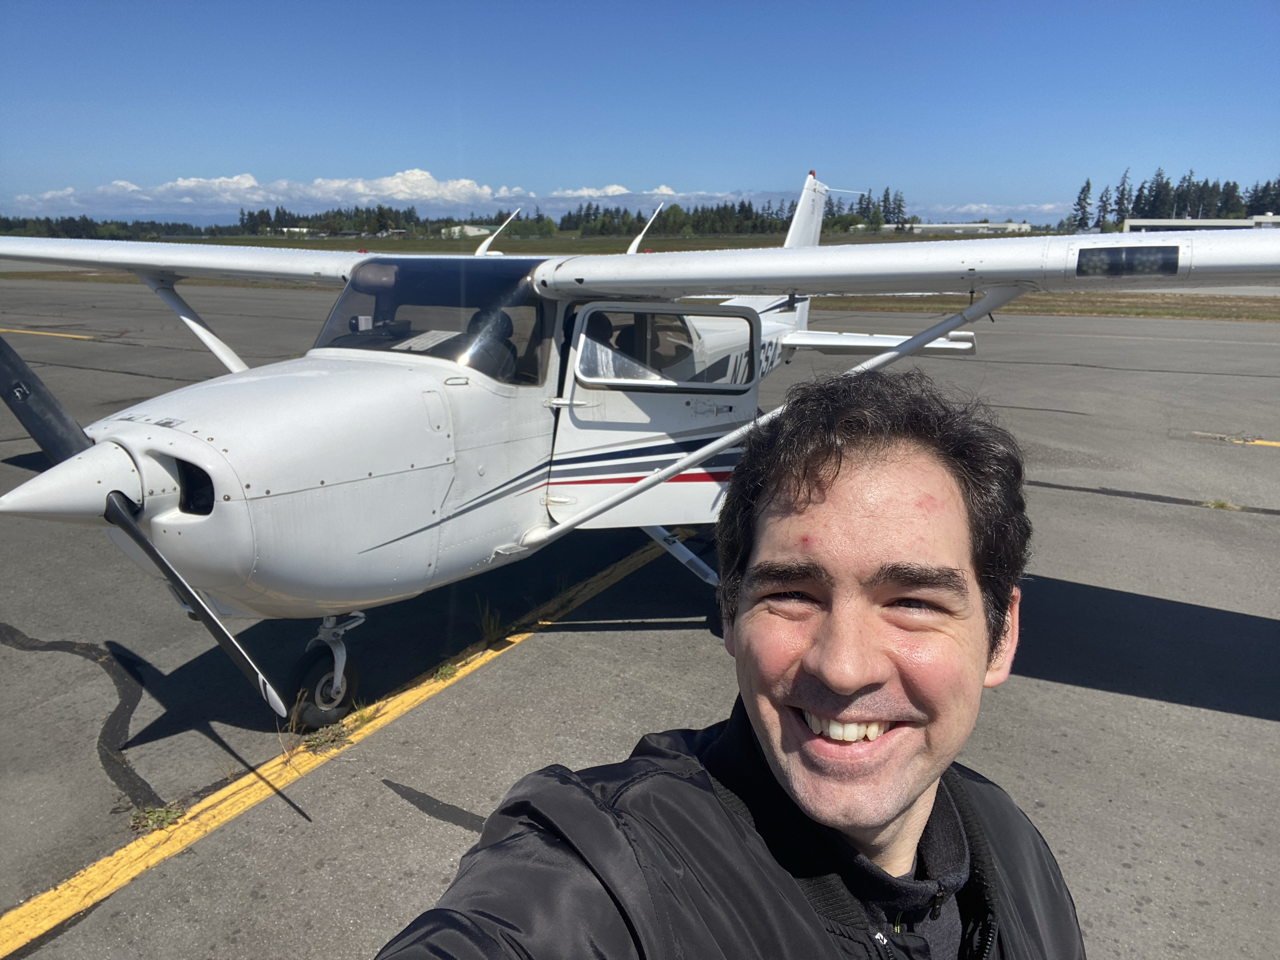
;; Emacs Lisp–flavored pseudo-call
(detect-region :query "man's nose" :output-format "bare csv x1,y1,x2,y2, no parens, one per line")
799,600,895,697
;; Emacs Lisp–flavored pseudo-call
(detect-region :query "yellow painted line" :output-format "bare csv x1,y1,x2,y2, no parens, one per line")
0,535,678,956
0,327,94,341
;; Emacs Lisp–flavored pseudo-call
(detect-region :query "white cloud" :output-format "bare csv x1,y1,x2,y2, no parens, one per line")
548,184,632,198
5,169,1071,225
926,201,1069,219
96,180,147,196
7,169,533,217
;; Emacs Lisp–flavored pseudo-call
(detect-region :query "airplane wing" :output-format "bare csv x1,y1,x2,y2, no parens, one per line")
7,227,1276,299
532,230,1280,299
0,235,365,285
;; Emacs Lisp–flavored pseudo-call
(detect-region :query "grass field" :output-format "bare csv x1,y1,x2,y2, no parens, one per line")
810,292,1280,322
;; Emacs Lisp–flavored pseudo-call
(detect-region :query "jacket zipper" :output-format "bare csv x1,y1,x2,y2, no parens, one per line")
872,931,898,959
979,918,998,960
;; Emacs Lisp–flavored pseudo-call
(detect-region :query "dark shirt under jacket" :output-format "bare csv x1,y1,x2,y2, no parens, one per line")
703,700,970,958
378,699,1086,960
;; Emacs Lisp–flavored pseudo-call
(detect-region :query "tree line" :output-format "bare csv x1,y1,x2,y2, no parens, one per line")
559,186,914,237
0,216,210,240
0,187,916,241
1067,169,1279,232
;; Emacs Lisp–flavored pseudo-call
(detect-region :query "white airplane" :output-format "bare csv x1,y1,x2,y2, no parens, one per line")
2,173,1277,726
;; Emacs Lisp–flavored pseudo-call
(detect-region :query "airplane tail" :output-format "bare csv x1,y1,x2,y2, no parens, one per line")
783,171,829,249
719,171,829,332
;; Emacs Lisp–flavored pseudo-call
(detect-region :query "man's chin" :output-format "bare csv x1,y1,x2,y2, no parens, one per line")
779,763,919,836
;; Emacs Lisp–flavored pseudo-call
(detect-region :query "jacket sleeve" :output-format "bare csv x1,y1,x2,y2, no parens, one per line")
376,820,641,960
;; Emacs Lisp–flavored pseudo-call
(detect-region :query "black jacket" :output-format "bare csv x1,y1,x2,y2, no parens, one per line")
379,706,1085,960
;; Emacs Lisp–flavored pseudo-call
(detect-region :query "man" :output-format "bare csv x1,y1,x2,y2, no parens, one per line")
379,371,1086,960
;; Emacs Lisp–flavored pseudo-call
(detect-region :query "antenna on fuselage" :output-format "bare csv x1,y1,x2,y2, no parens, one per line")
626,203,664,255
474,208,521,256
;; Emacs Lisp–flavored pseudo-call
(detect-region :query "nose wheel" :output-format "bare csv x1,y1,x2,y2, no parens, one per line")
289,613,364,730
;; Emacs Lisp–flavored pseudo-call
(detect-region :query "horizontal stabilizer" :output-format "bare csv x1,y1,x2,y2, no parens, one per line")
782,329,975,356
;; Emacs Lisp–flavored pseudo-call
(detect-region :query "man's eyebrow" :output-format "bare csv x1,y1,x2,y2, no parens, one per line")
743,558,834,591
864,562,969,597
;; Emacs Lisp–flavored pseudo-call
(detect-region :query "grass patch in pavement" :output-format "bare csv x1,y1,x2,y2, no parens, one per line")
128,801,185,834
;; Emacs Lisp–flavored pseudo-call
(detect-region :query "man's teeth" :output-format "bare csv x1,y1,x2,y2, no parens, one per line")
802,710,894,743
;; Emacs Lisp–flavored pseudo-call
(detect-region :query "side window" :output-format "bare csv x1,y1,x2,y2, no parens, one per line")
575,308,755,390
383,303,549,386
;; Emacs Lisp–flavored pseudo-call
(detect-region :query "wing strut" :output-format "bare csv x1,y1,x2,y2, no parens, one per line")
137,273,249,373
522,285,1028,549
626,204,664,255
642,526,719,586
474,209,521,256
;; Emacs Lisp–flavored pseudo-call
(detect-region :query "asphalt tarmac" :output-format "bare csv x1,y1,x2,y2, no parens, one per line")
1,279,1277,959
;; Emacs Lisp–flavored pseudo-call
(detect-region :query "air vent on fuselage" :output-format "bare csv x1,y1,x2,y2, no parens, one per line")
175,459,214,515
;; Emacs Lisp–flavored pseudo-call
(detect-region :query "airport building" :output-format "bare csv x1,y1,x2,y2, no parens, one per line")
1122,214,1278,232
853,222,1033,235
441,224,494,239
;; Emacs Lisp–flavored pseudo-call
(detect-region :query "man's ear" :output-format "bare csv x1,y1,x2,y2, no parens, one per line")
723,618,736,657
983,586,1021,689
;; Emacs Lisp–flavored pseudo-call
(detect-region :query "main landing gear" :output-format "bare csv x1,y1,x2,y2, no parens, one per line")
289,612,365,730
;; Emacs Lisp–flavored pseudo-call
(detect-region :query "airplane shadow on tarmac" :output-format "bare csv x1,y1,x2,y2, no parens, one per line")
1015,577,1280,723
111,528,667,748
107,558,1278,751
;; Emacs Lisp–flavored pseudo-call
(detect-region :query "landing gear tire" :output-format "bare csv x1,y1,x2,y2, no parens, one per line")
288,646,360,730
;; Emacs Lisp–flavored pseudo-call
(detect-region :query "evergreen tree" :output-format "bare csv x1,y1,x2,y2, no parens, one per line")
1245,177,1278,216
1113,169,1132,225
1131,182,1148,219
1219,181,1245,217
1095,186,1112,228
1072,179,1092,232
1145,168,1174,218
1173,170,1197,218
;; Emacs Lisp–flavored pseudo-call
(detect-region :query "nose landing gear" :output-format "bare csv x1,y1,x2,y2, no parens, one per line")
289,612,365,730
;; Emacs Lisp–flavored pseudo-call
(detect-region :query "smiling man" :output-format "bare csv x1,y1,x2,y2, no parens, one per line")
380,371,1085,960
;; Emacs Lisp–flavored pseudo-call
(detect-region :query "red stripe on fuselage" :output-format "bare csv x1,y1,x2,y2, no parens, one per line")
548,470,733,486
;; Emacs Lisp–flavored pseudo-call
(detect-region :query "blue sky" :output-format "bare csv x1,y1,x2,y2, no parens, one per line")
1,0,1276,223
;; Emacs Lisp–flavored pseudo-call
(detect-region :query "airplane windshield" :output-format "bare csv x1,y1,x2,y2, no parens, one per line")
314,257,552,385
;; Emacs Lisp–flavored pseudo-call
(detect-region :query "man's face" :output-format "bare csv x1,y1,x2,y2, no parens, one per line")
724,445,1018,847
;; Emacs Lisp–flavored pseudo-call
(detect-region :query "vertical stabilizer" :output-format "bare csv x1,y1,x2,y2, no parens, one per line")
783,171,828,249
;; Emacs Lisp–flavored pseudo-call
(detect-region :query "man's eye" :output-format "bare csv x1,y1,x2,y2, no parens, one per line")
768,590,811,601
893,597,939,611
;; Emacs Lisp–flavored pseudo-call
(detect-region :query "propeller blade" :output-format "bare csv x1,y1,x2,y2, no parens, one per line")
0,334,93,465
103,491,289,717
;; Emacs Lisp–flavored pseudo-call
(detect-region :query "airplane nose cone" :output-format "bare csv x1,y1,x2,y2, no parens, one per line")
0,441,143,523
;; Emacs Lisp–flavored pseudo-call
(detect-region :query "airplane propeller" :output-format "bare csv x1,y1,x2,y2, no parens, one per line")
0,335,290,718
0,334,93,465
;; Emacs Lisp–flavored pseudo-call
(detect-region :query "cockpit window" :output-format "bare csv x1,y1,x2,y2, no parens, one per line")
314,257,552,385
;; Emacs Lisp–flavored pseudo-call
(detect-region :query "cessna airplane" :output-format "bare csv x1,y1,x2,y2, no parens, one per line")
2,173,1277,726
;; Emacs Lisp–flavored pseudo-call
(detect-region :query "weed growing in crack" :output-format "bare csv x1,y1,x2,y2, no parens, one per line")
477,597,504,645
433,662,458,682
303,722,352,753
130,801,184,834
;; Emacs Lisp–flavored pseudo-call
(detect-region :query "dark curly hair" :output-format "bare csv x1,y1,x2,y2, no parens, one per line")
715,370,1031,652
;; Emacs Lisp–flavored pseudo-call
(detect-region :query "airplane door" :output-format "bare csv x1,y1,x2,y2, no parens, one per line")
547,302,760,529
